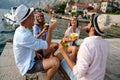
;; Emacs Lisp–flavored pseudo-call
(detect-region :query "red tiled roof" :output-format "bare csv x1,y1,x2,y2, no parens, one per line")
89,9,98,12
89,9,104,13
72,4,89,8
101,0,110,2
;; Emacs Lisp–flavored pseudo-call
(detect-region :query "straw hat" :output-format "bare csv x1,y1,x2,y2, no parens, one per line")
14,4,34,23
93,14,112,35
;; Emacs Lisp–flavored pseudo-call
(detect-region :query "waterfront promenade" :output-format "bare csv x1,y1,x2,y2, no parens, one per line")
0,39,120,80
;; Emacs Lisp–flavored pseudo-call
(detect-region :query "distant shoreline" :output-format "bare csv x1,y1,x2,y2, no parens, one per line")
55,13,120,27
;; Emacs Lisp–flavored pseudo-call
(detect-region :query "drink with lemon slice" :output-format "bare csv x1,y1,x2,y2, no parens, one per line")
70,33,79,40
44,23,49,29
61,38,68,47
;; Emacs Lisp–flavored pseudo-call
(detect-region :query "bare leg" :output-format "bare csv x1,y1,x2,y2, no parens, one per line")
49,42,59,57
56,47,68,61
43,57,60,80
67,46,78,63
43,42,58,58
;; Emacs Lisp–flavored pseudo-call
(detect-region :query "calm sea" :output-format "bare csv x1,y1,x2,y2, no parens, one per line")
0,9,120,55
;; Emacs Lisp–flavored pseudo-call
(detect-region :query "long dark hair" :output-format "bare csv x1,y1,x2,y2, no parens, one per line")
69,17,79,28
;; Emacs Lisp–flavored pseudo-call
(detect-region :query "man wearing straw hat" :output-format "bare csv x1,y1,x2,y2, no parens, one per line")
13,4,59,80
59,14,112,80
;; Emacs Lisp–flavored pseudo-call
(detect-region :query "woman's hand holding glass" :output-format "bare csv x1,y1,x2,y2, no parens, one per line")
61,38,68,47
70,33,79,41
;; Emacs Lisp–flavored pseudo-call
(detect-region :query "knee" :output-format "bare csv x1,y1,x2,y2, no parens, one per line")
73,46,78,52
54,43,59,50
52,57,60,68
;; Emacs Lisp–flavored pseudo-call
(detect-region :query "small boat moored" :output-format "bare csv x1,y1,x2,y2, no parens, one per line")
2,7,19,28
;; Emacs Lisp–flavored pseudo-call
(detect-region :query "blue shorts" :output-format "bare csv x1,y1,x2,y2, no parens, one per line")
27,60,45,74
61,59,77,80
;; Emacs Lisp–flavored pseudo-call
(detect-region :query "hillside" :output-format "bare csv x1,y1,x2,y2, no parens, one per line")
0,0,96,9
0,0,119,9
0,0,65,9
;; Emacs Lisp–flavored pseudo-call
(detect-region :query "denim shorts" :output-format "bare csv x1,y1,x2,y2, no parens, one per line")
61,59,77,80
34,49,44,61
27,59,45,74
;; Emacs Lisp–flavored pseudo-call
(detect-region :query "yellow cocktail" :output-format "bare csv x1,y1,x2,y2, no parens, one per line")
44,23,49,29
61,39,68,47
70,33,79,40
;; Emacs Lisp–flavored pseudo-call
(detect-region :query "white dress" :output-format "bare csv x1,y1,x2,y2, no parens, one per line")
64,26,81,46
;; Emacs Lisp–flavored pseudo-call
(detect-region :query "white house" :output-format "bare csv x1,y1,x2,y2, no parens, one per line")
88,2,99,9
100,0,120,12
100,0,112,12
64,2,71,14
71,4,89,12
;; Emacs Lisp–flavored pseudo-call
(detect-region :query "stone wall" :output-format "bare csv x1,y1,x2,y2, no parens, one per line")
110,14,120,27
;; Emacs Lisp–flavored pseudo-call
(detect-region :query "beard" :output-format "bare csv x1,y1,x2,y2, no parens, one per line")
86,28,90,33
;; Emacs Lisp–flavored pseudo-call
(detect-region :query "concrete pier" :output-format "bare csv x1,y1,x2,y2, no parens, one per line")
0,39,120,80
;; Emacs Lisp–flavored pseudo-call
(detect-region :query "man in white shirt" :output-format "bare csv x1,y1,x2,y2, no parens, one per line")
13,4,59,80
59,14,112,80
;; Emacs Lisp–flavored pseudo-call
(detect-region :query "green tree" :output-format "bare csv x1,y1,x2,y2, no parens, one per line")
52,2,66,14
69,0,75,5
106,9,120,14
71,11,82,17
115,11,120,14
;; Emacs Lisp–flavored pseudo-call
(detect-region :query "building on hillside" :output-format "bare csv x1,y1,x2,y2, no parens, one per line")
100,0,120,12
71,4,89,12
58,0,68,4
100,0,112,12
88,2,99,10
64,2,71,14
64,0,120,18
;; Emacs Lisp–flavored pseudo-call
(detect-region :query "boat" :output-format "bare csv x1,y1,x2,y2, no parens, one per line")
2,7,19,28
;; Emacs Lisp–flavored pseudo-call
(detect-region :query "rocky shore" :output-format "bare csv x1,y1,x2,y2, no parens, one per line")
109,14,120,27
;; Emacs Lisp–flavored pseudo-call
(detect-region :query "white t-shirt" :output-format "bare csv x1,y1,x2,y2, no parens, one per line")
73,36,109,80
64,26,81,46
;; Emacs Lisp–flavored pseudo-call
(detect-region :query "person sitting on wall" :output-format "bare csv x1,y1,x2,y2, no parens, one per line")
59,14,112,80
13,4,59,80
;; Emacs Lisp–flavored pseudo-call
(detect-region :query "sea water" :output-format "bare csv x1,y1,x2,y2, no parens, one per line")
0,11,87,55
0,9,120,55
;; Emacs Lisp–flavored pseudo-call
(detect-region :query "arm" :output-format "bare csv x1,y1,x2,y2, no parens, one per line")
64,28,77,43
46,20,57,47
73,43,91,79
46,4,52,19
59,43,75,70
64,38,77,43
21,32,48,50
35,28,47,39
80,25,88,32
